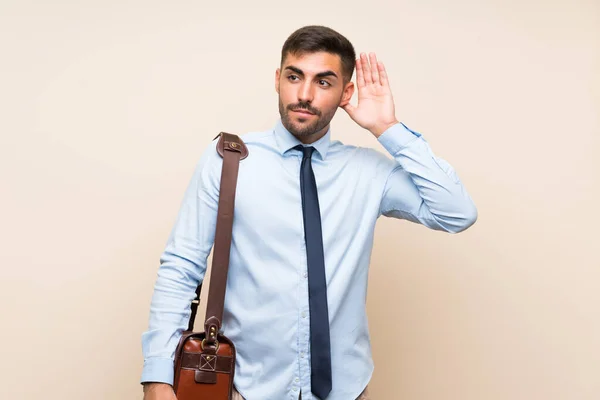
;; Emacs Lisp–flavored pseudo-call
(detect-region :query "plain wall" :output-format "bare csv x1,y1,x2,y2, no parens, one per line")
1,0,599,399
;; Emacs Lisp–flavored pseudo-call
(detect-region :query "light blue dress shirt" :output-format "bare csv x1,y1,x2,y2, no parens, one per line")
141,119,477,400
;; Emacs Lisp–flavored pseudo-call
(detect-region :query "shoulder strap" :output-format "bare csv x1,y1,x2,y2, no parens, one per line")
187,132,248,346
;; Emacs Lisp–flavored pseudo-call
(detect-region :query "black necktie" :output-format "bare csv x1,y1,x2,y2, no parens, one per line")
294,144,332,399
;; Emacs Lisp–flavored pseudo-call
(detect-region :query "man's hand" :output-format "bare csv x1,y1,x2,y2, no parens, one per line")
341,52,399,138
142,383,177,400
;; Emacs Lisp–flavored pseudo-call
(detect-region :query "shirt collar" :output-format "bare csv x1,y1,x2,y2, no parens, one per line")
273,118,331,160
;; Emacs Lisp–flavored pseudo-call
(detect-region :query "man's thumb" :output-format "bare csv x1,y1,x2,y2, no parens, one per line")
341,102,356,118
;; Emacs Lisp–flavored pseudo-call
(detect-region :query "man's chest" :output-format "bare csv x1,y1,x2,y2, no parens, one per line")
229,150,381,240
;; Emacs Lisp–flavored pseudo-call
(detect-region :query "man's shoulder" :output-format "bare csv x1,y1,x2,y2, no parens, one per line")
237,129,273,145
206,129,271,145
201,128,272,157
331,138,392,164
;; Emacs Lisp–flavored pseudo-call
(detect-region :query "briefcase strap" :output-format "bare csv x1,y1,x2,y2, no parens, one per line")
188,132,248,347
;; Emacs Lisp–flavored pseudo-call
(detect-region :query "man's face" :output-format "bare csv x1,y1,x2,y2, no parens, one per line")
276,51,354,140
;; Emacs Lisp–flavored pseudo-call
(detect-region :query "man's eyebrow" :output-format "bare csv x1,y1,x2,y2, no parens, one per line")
284,65,339,79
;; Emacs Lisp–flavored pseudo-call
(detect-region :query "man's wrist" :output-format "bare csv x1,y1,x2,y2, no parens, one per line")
143,382,173,393
370,119,399,138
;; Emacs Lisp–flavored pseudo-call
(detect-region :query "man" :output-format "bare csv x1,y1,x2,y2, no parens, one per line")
141,25,477,400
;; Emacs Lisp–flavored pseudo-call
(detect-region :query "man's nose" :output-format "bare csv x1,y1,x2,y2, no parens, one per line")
298,82,314,103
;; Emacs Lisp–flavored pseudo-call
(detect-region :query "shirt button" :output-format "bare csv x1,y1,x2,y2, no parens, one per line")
303,272,307,278
300,352,305,358
301,312,307,318
295,378,300,383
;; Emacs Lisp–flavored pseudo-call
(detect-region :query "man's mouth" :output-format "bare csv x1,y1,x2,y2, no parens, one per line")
292,109,315,116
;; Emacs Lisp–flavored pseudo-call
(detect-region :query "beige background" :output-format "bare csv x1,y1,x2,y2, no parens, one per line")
1,0,599,399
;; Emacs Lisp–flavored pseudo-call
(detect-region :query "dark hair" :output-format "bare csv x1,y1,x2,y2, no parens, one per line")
281,25,356,83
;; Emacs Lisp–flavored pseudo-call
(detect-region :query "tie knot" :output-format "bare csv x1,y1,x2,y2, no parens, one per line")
293,144,315,159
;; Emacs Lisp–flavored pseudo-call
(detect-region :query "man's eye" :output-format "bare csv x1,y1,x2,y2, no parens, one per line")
319,80,331,87
288,75,299,81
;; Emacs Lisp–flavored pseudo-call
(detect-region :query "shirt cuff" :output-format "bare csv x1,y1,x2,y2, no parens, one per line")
140,357,175,385
377,122,422,154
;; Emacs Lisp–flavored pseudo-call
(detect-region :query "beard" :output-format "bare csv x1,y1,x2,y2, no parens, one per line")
278,97,337,138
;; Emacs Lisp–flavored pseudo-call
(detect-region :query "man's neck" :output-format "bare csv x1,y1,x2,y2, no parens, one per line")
295,124,329,144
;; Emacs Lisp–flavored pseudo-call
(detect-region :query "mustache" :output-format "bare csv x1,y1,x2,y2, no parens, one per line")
287,103,320,116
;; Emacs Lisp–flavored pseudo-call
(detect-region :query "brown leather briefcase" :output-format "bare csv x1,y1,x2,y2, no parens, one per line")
172,132,248,400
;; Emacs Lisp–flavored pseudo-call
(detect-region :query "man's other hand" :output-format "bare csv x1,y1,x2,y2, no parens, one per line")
142,382,177,400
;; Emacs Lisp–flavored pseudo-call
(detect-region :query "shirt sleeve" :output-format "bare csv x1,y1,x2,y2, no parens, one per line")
140,139,221,385
376,122,478,233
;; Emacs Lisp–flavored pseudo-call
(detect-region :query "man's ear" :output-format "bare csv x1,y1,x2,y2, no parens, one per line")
339,81,355,108
275,68,280,94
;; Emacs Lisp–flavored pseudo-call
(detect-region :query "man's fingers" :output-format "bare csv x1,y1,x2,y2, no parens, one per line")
369,53,380,85
356,58,365,88
360,53,372,84
377,61,389,87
